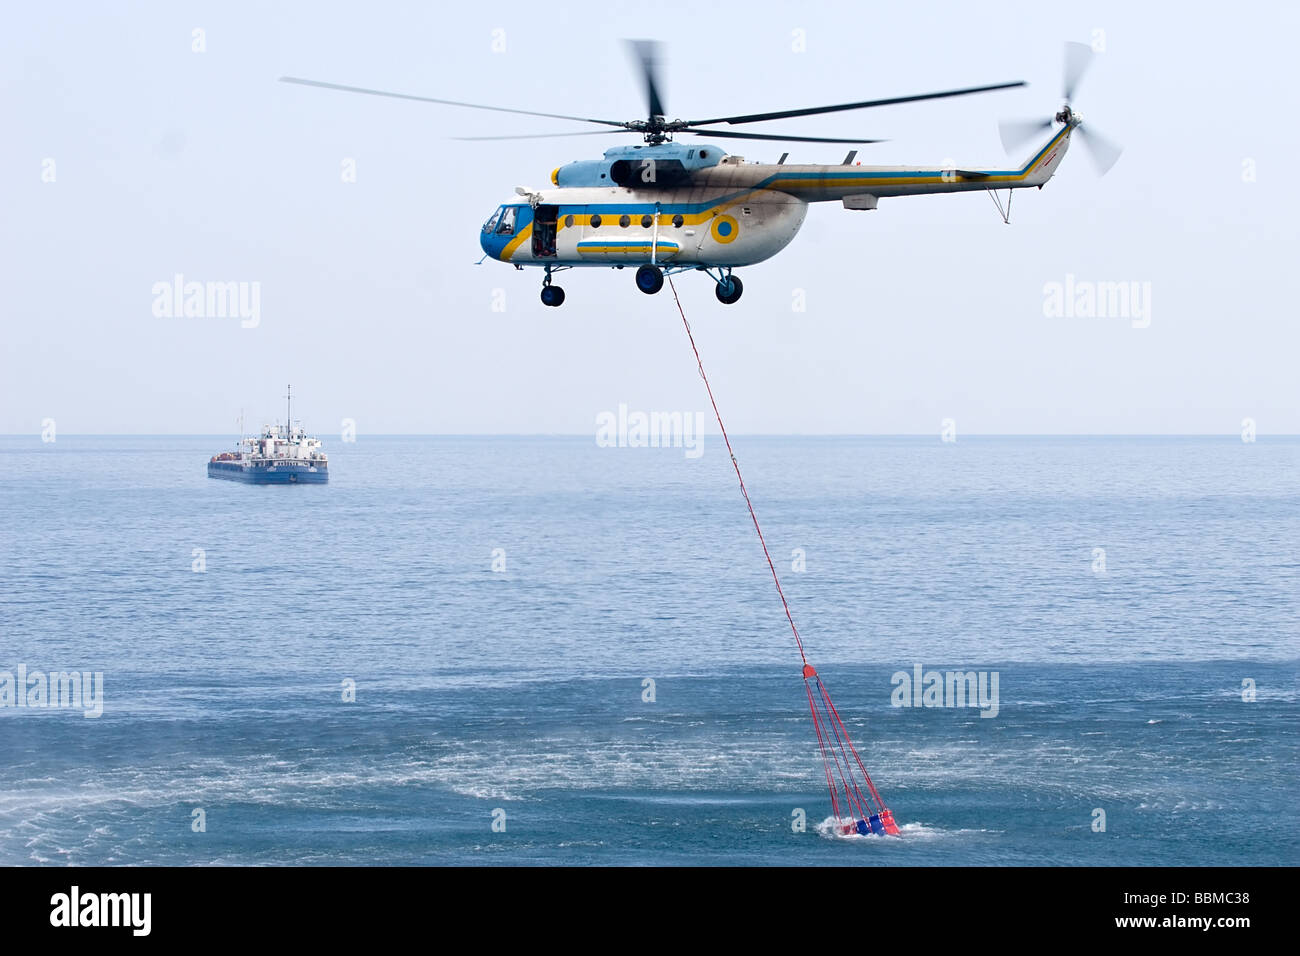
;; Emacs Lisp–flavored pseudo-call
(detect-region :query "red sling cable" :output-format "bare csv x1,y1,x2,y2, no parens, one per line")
667,275,899,836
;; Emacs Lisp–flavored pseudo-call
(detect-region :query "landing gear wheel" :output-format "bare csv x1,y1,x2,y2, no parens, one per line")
715,275,743,305
540,285,566,307
635,264,664,295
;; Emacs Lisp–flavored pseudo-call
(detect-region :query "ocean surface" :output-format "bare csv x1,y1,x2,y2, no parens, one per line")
1,435,1296,866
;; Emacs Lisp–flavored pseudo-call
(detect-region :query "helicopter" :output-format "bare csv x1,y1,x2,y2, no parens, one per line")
282,41,1119,307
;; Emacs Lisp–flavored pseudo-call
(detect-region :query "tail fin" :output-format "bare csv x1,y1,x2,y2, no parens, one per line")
1020,125,1073,186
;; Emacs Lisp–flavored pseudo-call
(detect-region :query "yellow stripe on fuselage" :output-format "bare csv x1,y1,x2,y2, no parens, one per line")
504,215,704,261
501,223,533,260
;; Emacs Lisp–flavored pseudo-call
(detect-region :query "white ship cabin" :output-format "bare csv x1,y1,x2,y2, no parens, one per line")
239,422,328,462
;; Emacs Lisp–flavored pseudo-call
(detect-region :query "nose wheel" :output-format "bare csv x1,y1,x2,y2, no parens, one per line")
715,274,743,305
540,271,566,307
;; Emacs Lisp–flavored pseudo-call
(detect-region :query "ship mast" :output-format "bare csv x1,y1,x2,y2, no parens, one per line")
285,384,292,440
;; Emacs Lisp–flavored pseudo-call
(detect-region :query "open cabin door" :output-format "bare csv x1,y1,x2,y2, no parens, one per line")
531,204,559,258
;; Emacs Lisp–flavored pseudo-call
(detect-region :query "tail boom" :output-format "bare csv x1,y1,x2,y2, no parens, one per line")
698,124,1073,204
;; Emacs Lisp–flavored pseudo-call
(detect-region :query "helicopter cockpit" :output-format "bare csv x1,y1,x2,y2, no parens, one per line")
482,205,517,236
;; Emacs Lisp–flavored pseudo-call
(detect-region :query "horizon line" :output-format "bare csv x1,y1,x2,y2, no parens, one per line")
5,432,1298,439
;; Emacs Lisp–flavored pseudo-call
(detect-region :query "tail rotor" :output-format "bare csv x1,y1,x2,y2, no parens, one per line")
999,41,1123,176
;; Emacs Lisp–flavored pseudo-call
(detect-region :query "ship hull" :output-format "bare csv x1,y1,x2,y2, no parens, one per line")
207,462,328,484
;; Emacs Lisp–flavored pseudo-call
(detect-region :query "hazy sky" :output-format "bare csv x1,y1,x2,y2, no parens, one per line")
3,1,1295,434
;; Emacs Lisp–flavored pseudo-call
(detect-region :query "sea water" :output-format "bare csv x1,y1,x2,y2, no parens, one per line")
1,435,1296,865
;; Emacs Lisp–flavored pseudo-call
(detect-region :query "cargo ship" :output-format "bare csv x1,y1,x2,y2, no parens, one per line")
207,386,329,484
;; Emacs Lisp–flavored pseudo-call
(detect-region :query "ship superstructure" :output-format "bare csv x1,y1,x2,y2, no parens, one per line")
207,386,329,484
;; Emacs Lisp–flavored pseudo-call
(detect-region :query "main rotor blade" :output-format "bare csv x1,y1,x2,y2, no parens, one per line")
279,77,628,127
1078,124,1123,176
453,130,637,141
626,39,666,120
998,116,1053,153
683,81,1026,127
1063,41,1093,102
683,127,885,144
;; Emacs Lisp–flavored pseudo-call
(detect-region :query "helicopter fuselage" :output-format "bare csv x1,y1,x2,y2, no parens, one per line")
480,183,808,269
479,125,1073,271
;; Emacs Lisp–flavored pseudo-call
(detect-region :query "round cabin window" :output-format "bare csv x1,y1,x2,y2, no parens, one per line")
619,214,631,228
564,215,574,228
641,214,653,228
672,214,684,228
590,214,601,228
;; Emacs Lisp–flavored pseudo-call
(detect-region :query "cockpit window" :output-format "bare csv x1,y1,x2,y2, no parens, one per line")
482,208,502,234
496,206,517,236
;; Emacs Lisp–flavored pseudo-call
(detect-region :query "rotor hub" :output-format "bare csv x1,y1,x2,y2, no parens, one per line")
1055,105,1081,127
631,116,679,144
